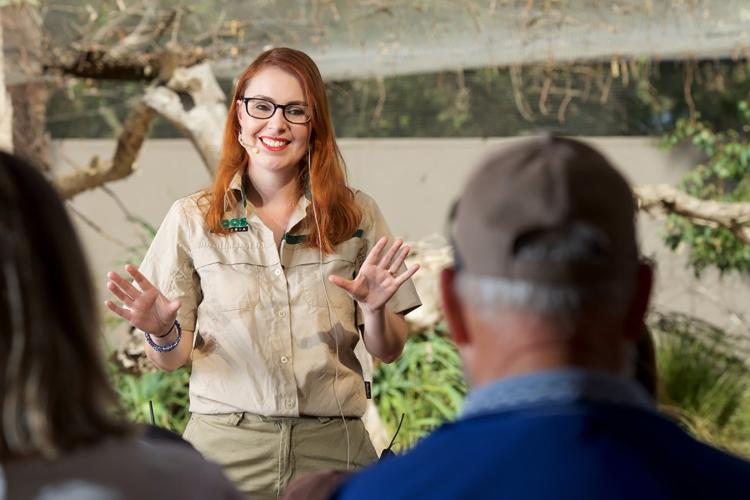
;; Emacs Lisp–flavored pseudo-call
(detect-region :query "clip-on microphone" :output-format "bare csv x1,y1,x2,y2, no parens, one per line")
380,413,405,460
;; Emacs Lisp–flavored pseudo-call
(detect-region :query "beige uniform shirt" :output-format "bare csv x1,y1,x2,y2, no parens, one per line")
140,175,421,418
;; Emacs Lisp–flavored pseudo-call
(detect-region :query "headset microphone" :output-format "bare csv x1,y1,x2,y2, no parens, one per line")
237,133,260,155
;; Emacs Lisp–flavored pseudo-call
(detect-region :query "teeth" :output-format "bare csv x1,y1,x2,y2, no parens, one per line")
261,138,288,148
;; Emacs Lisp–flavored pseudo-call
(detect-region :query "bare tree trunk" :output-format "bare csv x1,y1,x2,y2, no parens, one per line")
0,8,12,152
1,4,49,169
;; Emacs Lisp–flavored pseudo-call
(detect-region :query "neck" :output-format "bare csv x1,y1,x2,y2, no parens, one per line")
245,165,299,208
470,349,626,387
465,311,628,387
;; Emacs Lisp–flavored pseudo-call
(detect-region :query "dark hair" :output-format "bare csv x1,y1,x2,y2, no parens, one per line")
0,152,132,460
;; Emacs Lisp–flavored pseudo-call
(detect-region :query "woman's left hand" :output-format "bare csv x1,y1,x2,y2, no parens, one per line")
328,237,419,312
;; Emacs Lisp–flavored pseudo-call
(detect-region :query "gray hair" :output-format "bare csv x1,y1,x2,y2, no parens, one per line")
454,223,635,322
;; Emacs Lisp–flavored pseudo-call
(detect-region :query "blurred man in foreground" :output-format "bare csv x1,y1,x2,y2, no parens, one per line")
333,135,750,500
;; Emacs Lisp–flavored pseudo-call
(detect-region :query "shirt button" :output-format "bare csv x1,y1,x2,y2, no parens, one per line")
274,269,282,276
280,355,289,364
279,310,286,318
286,400,295,409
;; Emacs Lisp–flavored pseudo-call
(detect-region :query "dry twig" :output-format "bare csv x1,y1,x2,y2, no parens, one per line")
635,184,750,244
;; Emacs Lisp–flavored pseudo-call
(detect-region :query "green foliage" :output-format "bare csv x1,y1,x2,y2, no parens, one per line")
373,325,467,451
661,102,750,275
650,312,750,458
108,362,191,434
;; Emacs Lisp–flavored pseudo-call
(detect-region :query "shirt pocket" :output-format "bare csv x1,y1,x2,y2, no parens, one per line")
297,238,362,310
193,246,261,311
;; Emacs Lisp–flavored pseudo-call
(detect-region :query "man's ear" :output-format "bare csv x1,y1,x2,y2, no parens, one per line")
624,260,654,340
440,267,471,347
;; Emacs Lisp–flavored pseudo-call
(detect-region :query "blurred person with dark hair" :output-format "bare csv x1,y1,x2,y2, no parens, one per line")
0,151,242,499
333,136,750,500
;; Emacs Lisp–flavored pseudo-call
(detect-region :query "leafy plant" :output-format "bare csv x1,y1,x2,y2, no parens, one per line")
649,311,750,458
373,324,467,451
108,360,191,434
661,102,750,275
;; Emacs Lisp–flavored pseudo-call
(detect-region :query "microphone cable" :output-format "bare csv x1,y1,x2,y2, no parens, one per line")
380,413,405,459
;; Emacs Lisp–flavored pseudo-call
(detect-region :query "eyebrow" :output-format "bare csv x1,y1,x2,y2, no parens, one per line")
247,95,307,106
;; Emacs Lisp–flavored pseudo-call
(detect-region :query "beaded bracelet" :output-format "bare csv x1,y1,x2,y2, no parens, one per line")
144,320,182,353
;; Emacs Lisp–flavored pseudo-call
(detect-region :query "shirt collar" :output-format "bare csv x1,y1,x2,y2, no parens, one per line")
224,170,311,233
228,170,244,192
223,171,245,214
286,193,311,232
460,368,655,420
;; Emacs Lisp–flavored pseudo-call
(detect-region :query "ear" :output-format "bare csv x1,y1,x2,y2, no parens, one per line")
623,260,653,340
440,267,471,347
236,99,245,126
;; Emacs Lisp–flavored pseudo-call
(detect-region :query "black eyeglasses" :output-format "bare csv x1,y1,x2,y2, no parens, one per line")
239,97,312,124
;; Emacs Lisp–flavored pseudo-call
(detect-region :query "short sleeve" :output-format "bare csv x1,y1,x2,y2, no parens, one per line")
139,199,201,331
354,191,422,326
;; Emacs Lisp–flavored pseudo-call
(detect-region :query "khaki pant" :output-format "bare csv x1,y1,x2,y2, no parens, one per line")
183,412,378,499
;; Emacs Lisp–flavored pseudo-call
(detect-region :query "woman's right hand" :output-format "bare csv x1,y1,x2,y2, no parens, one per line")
105,264,181,337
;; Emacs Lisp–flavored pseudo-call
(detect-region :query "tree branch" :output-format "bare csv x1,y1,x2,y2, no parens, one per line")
44,2,202,82
51,61,224,198
43,47,205,81
54,100,155,199
143,62,226,174
107,0,160,59
67,201,135,251
635,184,750,244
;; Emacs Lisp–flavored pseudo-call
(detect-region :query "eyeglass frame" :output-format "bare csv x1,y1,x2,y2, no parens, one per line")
238,97,312,124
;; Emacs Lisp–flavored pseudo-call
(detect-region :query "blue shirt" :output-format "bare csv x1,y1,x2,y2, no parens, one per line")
336,369,750,500
461,368,654,419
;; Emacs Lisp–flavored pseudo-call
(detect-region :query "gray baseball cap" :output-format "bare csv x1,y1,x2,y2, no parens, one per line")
451,135,639,285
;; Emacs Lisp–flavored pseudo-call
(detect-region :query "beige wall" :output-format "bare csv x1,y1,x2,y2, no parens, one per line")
52,137,749,339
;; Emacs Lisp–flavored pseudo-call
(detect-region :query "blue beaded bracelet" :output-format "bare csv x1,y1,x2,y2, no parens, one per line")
144,320,182,352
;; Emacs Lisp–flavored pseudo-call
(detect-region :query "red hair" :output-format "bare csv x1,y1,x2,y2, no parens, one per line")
203,47,361,253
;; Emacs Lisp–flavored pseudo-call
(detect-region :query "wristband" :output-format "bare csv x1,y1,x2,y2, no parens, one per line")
145,320,182,353
153,322,175,338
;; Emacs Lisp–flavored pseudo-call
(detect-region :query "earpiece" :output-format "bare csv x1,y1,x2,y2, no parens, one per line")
237,133,260,155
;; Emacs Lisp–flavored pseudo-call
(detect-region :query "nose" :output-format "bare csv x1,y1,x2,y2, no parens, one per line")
265,107,289,133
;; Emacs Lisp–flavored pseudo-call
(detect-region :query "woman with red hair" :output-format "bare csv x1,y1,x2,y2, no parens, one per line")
105,47,421,498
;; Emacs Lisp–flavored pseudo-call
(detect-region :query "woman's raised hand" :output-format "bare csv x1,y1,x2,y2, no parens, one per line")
105,264,181,337
328,237,419,313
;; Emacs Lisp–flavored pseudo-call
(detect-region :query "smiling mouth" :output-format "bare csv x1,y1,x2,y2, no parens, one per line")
259,137,291,151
